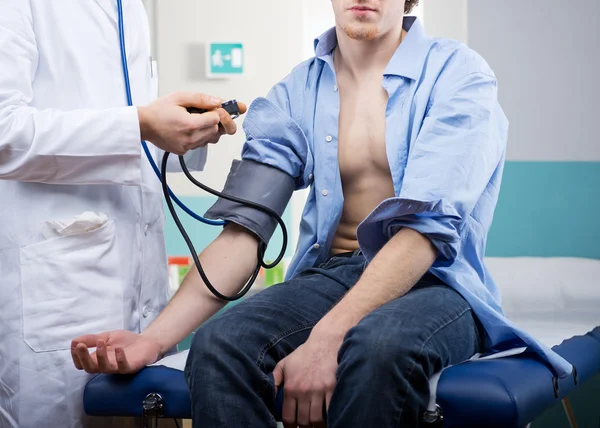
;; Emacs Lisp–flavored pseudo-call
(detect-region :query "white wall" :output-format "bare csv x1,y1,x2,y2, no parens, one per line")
467,0,600,161
421,0,467,42
421,0,600,162
302,0,335,60
154,0,305,192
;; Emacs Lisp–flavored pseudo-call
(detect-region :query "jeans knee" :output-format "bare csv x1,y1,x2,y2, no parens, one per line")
338,314,427,376
185,321,213,390
184,316,244,389
189,317,228,356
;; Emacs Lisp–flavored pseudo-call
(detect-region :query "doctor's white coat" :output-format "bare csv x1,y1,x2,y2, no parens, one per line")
0,1,205,427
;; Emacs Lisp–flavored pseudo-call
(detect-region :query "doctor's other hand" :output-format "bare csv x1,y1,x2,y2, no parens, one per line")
71,330,161,374
137,92,247,156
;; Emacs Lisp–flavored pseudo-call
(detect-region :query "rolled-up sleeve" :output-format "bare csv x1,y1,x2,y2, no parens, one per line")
240,69,313,190
357,69,507,263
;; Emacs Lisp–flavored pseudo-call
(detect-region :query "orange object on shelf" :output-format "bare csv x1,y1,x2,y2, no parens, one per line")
167,256,192,297
168,256,191,266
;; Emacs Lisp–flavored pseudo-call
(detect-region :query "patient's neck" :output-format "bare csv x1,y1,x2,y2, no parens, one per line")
334,24,405,81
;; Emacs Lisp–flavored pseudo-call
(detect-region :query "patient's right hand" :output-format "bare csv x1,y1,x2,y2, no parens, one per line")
71,331,161,374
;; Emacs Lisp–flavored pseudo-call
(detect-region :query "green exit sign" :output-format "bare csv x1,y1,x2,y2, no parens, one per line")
206,42,244,78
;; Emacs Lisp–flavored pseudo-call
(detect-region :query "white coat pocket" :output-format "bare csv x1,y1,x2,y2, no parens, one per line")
19,219,125,353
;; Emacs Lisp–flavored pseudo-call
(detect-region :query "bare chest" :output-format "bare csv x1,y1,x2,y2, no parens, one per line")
337,81,390,178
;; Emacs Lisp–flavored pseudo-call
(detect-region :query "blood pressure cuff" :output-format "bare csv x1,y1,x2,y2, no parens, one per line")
204,159,295,244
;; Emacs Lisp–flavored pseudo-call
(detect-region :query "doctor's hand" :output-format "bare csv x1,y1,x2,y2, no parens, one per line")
137,92,247,155
272,333,341,428
71,330,161,374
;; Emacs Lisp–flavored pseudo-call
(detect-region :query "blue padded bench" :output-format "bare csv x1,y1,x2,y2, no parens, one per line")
84,327,600,427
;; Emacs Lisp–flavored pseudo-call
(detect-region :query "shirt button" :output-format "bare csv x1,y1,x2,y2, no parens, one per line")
322,189,328,196
308,173,314,180
313,243,320,250
144,224,149,236
333,84,338,92
325,135,333,142
142,306,150,318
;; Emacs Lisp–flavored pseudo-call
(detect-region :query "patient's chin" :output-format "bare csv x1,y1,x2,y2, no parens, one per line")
343,24,380,41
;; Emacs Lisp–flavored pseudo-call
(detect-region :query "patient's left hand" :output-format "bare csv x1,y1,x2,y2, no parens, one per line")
71,330,161,374
272,333,341,428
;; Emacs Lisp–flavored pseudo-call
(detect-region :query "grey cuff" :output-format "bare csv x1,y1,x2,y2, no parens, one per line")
204,159,294,243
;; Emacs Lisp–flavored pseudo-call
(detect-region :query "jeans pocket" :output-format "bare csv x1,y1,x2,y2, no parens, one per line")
318,254,353,270
318,257,338,270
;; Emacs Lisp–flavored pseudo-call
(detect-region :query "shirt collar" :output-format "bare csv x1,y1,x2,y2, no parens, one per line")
313,16,431,80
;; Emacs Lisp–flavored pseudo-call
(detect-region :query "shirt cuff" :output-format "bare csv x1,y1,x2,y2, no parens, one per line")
385,214,459,262
357,198,461,263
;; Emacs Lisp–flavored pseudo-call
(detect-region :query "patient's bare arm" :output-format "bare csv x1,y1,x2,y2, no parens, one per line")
141,223,260,354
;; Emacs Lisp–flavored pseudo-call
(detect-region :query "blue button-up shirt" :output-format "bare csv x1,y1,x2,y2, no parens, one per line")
240,17,572,379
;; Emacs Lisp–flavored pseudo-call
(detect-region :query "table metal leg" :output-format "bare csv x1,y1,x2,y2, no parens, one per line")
561,397,578,428
142,393,164,428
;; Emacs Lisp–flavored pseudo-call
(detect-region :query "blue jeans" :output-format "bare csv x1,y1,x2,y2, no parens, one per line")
184,253,483,427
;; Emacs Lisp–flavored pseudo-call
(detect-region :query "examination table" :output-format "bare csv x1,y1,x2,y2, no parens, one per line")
83,258,600,427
